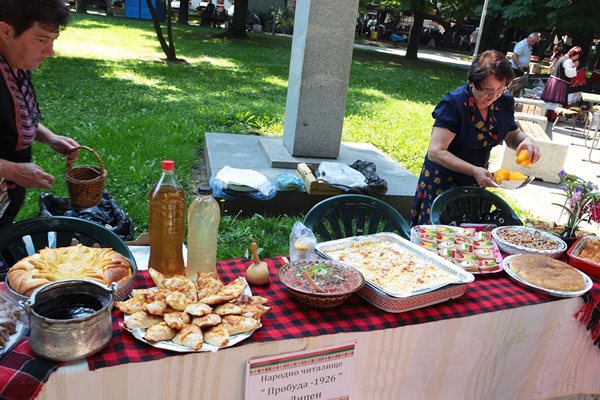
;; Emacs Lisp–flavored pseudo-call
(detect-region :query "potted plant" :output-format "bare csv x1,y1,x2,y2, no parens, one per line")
553,170,600,245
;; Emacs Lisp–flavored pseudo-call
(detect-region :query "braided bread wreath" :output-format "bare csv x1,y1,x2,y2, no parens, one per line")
8,244,133,297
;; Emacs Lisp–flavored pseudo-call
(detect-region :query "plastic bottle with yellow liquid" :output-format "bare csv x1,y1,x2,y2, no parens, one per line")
148,160,186,277
186,185,220,276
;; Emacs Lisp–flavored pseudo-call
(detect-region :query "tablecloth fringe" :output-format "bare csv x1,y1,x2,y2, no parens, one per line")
574,292,600,348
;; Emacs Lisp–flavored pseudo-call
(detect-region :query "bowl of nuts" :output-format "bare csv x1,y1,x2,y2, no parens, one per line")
491,226,567,258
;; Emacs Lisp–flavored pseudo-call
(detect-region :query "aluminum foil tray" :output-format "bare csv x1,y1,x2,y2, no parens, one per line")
315,233,474,307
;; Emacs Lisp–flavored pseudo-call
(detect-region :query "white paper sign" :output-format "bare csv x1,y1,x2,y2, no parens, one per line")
245,342,356,400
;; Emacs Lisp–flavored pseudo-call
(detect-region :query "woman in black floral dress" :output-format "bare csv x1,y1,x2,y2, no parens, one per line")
410,50,540,226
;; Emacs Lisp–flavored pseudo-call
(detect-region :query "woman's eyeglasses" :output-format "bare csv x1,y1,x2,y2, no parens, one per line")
479,86,507,96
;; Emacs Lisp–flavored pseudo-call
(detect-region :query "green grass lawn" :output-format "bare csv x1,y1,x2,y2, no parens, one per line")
21,13,468,259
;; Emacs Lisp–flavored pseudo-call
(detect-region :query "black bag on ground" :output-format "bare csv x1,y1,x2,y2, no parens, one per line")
349,160,388,196
39,191,135,241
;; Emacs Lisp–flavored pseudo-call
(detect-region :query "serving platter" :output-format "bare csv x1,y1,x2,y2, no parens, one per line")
491,226,567,258
502,254,593,298
315,233,474,312
567,235,600,280
122,278,261,353
410,225,503,274
0,291,29,360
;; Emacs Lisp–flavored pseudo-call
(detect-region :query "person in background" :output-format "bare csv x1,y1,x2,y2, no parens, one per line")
0,0,80,227
205,0,215,15
541,46,582,106
410,50,540,226
510,32,540,76
469,27,479,54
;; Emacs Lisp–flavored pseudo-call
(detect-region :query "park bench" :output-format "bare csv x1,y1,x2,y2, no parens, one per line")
514,97,548,131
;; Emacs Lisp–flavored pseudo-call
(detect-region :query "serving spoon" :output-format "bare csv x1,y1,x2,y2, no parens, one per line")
302,270,326,293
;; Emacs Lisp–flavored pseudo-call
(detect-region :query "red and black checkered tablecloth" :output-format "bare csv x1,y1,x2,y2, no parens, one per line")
1,256,598,400
87,256,599,370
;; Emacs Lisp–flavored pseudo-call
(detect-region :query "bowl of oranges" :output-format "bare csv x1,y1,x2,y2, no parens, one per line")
493,168,533,190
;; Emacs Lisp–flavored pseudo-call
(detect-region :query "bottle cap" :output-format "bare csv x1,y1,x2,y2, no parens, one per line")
197,185,213,195
162,160,175,171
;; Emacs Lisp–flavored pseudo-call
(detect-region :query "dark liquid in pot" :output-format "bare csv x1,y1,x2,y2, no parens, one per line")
34,293,105,320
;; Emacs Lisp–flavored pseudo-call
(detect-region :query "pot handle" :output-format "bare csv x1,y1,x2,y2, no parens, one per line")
20,299,33,316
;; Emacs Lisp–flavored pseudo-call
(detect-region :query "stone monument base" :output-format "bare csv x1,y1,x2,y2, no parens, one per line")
204,132,418,217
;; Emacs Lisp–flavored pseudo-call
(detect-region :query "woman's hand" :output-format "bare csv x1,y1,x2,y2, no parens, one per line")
515,137,540,165
48,134,80,164
472,166,498,188
0,160,54,189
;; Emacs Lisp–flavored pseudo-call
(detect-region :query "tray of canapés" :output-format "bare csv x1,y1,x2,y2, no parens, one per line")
410,225,503,274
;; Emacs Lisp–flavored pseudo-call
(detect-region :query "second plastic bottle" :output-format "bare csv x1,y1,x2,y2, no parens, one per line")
148,160,186,277
186,185,220,275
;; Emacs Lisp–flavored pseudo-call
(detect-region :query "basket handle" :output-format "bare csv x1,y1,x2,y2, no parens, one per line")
66,146,104,174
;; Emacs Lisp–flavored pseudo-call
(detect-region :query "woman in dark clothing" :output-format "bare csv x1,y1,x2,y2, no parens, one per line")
0,0,80,226
410,50,540,226
541,46,582,105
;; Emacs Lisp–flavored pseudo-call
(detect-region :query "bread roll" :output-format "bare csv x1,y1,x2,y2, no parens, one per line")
7,244,133,296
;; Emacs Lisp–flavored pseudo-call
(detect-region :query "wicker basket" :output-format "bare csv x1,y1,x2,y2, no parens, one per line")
64,146,107,210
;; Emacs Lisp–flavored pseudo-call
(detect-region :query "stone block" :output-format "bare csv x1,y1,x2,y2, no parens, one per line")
500,141,568,184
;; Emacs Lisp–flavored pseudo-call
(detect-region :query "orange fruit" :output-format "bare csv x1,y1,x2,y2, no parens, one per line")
516,149,532,166
494,168,510,183
509,171,528,181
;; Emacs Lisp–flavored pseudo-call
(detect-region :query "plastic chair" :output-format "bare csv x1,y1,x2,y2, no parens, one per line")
0,216,136,278
430,187,522,227
303,194,410,241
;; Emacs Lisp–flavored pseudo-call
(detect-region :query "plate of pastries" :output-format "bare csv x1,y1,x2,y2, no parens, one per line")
117,269,270,352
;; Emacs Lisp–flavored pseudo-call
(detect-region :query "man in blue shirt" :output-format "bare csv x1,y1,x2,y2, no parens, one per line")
510,33,540,76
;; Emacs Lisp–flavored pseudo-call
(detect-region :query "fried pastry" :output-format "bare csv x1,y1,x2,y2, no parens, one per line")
163,311,191,330
173,325,204,350
145,300,168,316
203,323,230,347
200,277,246,305
191,313,221,329
240,304,271,320
124,311,163,329
184,303,213,317
196,272,223,300
166,291,190,311
221,315,260,335
213,303,242,316
144,322,176,342
115,297,146,314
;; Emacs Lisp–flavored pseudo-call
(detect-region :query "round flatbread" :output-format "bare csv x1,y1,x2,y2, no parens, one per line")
509,254,585,292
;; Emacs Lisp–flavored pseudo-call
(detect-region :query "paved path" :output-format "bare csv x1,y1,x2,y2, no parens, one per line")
355,42,599,234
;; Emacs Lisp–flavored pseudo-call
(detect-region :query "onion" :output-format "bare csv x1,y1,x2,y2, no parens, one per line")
246,239,270,285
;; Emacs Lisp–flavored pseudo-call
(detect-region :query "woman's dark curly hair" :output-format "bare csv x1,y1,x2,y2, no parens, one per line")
468,50,515,90
0,0,70,36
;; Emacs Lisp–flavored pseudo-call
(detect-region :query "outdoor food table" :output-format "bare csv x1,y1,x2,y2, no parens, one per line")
2,252,600,400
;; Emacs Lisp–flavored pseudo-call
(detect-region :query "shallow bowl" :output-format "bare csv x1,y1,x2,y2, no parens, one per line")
491,226,567,258
278,259,364,309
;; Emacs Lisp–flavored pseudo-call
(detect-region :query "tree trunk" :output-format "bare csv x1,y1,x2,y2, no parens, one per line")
572,32,594,68
145,0,181,62
479,16,503,54
405,9,424,60
228,0,248,38
76,0,88,13
178,0,190,25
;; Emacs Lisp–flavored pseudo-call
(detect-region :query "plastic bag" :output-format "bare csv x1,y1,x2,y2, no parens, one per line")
349,160,388,196
289,221,318,262
276,174,304,191
210,177,277,201
39,191,135,241
317,162,366,188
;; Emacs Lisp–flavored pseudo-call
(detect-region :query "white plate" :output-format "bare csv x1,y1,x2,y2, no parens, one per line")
502,254,593,298
122,279,260,353
491,226,567,258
